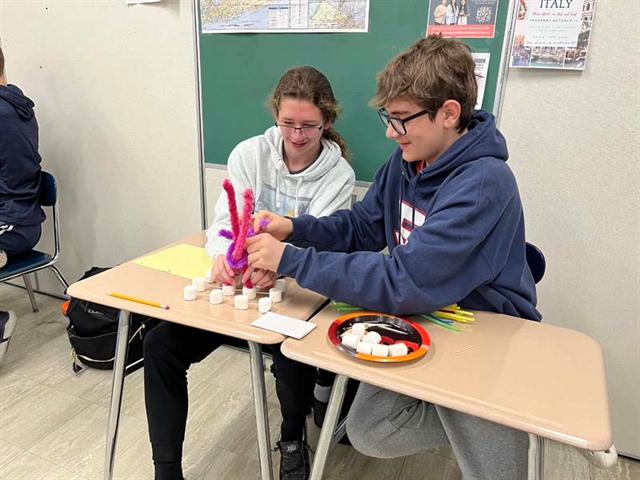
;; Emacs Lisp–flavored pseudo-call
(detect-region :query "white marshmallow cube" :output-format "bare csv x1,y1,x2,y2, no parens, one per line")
275,278,287,293
205,269,213,283
183,285,197,301
269,288,282,303
362,331,382,345
389,343,409,357
209,289,223,304
192,277,206,292
234,295,249,310
341,333,360,350
351,323,366,336
258,297,272,314
222,284,235,296
243,286,257,300
371,344,390,357
356,341,373,355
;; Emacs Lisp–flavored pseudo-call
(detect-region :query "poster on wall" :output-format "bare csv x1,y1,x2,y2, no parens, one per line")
510,0,596,69
426,0,499,38
200,0,369,33
472,53,490,109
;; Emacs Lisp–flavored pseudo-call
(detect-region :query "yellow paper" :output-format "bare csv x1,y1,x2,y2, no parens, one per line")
133,244,212,279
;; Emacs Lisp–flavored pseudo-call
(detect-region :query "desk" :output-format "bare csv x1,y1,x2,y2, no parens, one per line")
282,306,616,480
67,232,326,480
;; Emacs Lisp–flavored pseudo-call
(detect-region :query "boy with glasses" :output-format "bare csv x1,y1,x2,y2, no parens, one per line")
246,35,541,479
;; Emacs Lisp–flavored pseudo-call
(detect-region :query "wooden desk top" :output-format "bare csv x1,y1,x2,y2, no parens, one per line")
282,305,613,451
67,232,327,344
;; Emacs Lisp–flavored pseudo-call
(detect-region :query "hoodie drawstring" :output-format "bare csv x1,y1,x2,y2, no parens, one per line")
294,177,303,217
275,162,282,210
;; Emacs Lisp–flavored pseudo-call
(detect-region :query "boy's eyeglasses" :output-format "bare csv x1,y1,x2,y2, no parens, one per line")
275,123,324,138
377,108,431,135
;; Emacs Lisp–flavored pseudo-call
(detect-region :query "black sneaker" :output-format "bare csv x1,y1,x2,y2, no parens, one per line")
0,311,17,365
277,440,310,480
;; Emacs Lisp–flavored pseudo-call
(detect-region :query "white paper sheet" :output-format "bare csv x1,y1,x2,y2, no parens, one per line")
252,312,316,339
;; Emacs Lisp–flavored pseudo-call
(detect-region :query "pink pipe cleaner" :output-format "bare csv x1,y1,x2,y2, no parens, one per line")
222,179,240,241
233,189,254,261
217,181,268,288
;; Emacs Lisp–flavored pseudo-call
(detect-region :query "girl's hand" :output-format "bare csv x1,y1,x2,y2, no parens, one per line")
211,254,236,286
242,266,277,288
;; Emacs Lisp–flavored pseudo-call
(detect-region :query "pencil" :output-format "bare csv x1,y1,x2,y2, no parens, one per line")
107,292,170,310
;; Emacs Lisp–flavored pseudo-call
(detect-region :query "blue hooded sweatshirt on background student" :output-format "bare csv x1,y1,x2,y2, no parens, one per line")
0,84,44,227
278,110,541,321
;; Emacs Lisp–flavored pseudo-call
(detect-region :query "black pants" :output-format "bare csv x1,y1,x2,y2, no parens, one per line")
143,321,317,465
0,223,41,256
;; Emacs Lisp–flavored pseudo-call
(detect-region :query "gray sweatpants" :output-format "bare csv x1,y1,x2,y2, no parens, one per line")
346,383,529,480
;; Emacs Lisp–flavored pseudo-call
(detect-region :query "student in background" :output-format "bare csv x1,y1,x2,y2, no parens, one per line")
246,35,541,479
143,66,355,480
0,46,44,364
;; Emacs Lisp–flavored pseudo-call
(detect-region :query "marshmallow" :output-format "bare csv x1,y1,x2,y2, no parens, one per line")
205,269,213,283
183,285,197,301
389,343,409,357
258,297,272,314
351,323,366,337
362,331,382,345
269,288,282,303
234,295,249,310
243,286,257,300
275,278,287,293
209,289,223,304
371,344,390,357
222,284,235,296
341,333,360,350
192,277,206,292
356,341,372,355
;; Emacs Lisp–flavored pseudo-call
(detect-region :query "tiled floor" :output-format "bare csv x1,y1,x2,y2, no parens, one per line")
1,283,639,480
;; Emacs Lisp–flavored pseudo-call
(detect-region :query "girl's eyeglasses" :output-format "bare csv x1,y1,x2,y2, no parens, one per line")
275,123,324,138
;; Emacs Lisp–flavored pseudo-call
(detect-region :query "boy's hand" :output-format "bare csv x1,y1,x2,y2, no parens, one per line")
242,266,277,288
246,234,287,273
253,210,293,241
212,254,236,286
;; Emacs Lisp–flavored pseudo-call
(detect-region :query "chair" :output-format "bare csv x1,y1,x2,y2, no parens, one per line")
526,242,546,284
0,171,69,312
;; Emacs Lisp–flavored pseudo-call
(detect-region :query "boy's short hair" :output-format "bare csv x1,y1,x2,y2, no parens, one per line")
0,47,4,76
373,35,478,132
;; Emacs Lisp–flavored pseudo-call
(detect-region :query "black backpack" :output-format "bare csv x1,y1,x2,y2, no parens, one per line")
64,267,159,374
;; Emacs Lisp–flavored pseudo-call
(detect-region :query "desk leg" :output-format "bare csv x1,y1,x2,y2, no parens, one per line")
103,310,131,480
310,375,349,480
248,342,274,480
528,433,545,480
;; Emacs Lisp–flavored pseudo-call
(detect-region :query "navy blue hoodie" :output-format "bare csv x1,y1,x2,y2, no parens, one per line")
279,110,541,321
0,84,45,226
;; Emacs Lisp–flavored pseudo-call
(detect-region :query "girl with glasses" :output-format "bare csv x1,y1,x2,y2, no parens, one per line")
143,66,355,480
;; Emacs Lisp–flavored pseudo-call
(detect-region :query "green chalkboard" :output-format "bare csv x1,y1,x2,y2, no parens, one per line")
198,1,511,182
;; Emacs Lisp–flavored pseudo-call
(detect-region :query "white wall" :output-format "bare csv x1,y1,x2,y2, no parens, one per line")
2,0,638,459
500,0,639,457
0,0,202,291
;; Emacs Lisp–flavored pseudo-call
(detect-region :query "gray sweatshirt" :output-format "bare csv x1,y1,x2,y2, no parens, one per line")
205,126,355,258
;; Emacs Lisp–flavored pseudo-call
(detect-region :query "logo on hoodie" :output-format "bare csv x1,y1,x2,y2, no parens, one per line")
395,200,426,245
